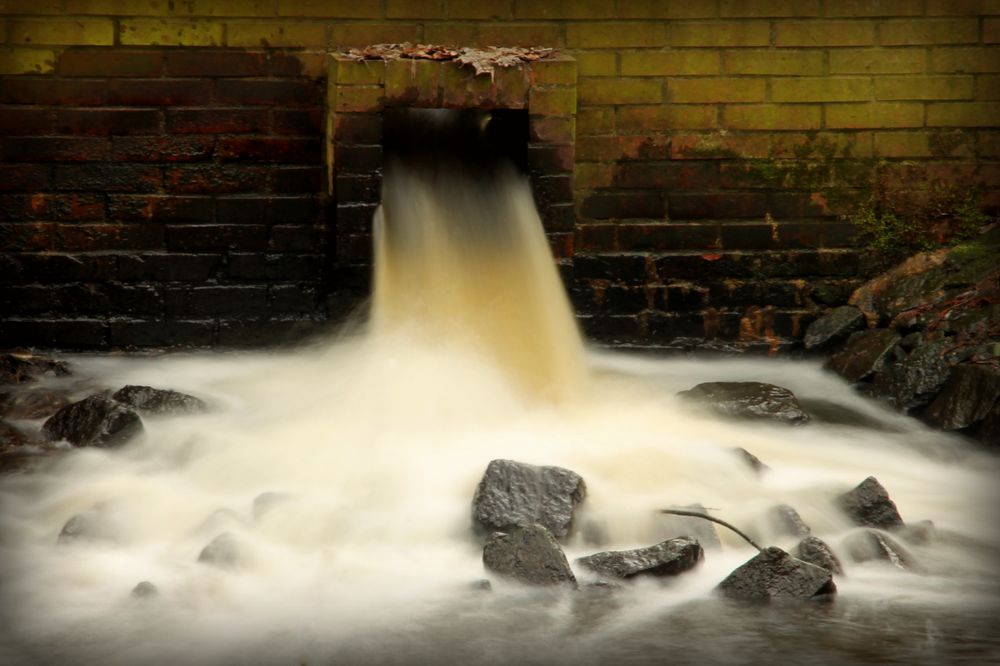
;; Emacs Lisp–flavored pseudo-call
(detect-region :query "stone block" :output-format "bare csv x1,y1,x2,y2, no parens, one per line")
723,49,824,75
120,19,223,46
566,22,665,47
825,102,923,128
621,49,719,76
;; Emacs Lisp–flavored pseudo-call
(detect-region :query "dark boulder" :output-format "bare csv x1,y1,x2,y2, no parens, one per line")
716,547,836,601
41,394,143,447
576,536,703,580
827,329,901,383
794,536,843,575
836,476,904,531
844,529,923,572
0,353,70,385
197,532,241,569
924,364,1000,431
768,504,811,538
0,420,29,450
803,306,864,351
112,385,207,416
848,250,950,326
0,389,72,420
472,459,586,539
676,382,809,425
869,340,953,411
482,524,576,587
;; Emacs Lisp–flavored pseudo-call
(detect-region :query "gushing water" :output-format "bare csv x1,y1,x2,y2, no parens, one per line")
0,114,998,665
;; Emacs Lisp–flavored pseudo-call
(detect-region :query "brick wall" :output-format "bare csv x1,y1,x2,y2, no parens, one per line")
1,1,998,350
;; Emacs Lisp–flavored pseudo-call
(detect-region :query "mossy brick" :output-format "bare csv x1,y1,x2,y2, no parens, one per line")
932,48,1000,73
978,75,1000,100
875,75,973,100
491,66,531,107
529,87,576,116
670,132,770,159
385,59,442,106
670,78,766,103
723,104,820,130
0,47,55,74
330,23,420,47
577,107,614,134
775,21,874,46
576,135,671,161
826,102,923,128
927,102,1000,126
824,0,922,16
121,19,223,46
447,0,513,19
829,48,927,74
276,0,375,17
723,49,823,75
670,21,770,47
437,64,507,109
618,105,718,130
63,0,168,15
227,21,326,47
772,77,871,102
530,116,575,143
576,52,616,76
331,56,385,85
514,0,614,19
174,0,276,16
424,23,478,45
530,58,576,85
721,0,820,17
616,0,716,18
478,23,563,46
617,161,720,189
526,145,573,173
987,19,1000,44
879,20,979,45
385,0,445,18
574,162,615,188
579,77,662,105
621,50,720,76
770,131,873,158
874,132,933,157
566,23,665,48
9,19,114,46
334,85,384,112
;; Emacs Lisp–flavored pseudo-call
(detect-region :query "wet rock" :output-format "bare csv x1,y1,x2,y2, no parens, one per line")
482,524,576,587
844,529,923,572
975,402,1000,447
576,536,703,580
827,329,901,383
848,250,950,326
768,504,811,538
469,579,492,592
676,382,809,425
112,385,207,416
1,389,72,420
0,420,29,450
803,306,864,351
472,459,586,539
41,394,143,448
0,353,70,385
716,547,836,601
924,364,1000,431
898,520,936,546
733,447,770,474
836,476,905,531
795,536,843,575
198,532,241,569
870,340,953,411
131,581,158,598
658,503,722,549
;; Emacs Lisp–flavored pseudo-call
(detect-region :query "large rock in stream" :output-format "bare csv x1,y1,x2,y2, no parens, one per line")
472,459,586,539
836,476,904,531
795,536,843,575
924,364,1000,431
803,306,864,351
676,382,809,425
717,547,836,601
844,529,923,572
482,524,576,587
576,537,703,580
827,329,901,383
41,394,143,447
869,340,954,411
112,385,207,415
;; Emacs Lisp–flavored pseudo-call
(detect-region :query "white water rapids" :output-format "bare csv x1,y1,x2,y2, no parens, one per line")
1,124,998,665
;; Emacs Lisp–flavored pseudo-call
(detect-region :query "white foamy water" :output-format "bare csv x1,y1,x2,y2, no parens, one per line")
1,146,997,665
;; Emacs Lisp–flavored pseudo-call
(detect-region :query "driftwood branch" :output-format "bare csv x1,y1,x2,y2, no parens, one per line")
660,508,762,551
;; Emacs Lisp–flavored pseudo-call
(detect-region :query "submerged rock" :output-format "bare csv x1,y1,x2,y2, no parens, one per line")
0,389,72,420
0,353,70,385
836,476,905,531
844,529,922,572
716,547,836,601
803,306,864,351
795,536,843,575
768,504,811,538
57,508,124,544
576,536,703,580
198,532,241,569
732,447,770,474
112,385,207,415
41,394,143,448
924,364,1000,431
472,459,586,539
0,420,29,450
870,340,953,411
827,329,901,383
676,382,809,425
131,581,159,598
482,524,576,587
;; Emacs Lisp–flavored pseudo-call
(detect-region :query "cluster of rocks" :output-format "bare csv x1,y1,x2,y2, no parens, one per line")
805,227,1000,446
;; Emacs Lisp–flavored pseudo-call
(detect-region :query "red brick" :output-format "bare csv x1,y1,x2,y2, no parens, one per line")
59,49,164,77
3,137,110,162
270,166,324,193
0,78,105,105
53,164,162,193
0,164,50,191
216,79,321,106
165,50,268,76
272,109,323,135
107,195,214,222
111,136,215,162
107,79,213,106
668,192,768,219
164,165,268,193
617,223,720,252
55,109,161,136
0,108,55,135
616,161,720,189
0,193,105,221
166,108,269,134
57,223,164,252
216,137,322,163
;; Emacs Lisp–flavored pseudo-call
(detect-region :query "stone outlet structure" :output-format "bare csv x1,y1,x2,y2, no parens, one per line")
0,1,997,350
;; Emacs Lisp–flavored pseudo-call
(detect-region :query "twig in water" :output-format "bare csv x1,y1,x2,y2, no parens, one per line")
660,508,763,551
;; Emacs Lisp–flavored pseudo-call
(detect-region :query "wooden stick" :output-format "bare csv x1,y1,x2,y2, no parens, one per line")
660,508,763,551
